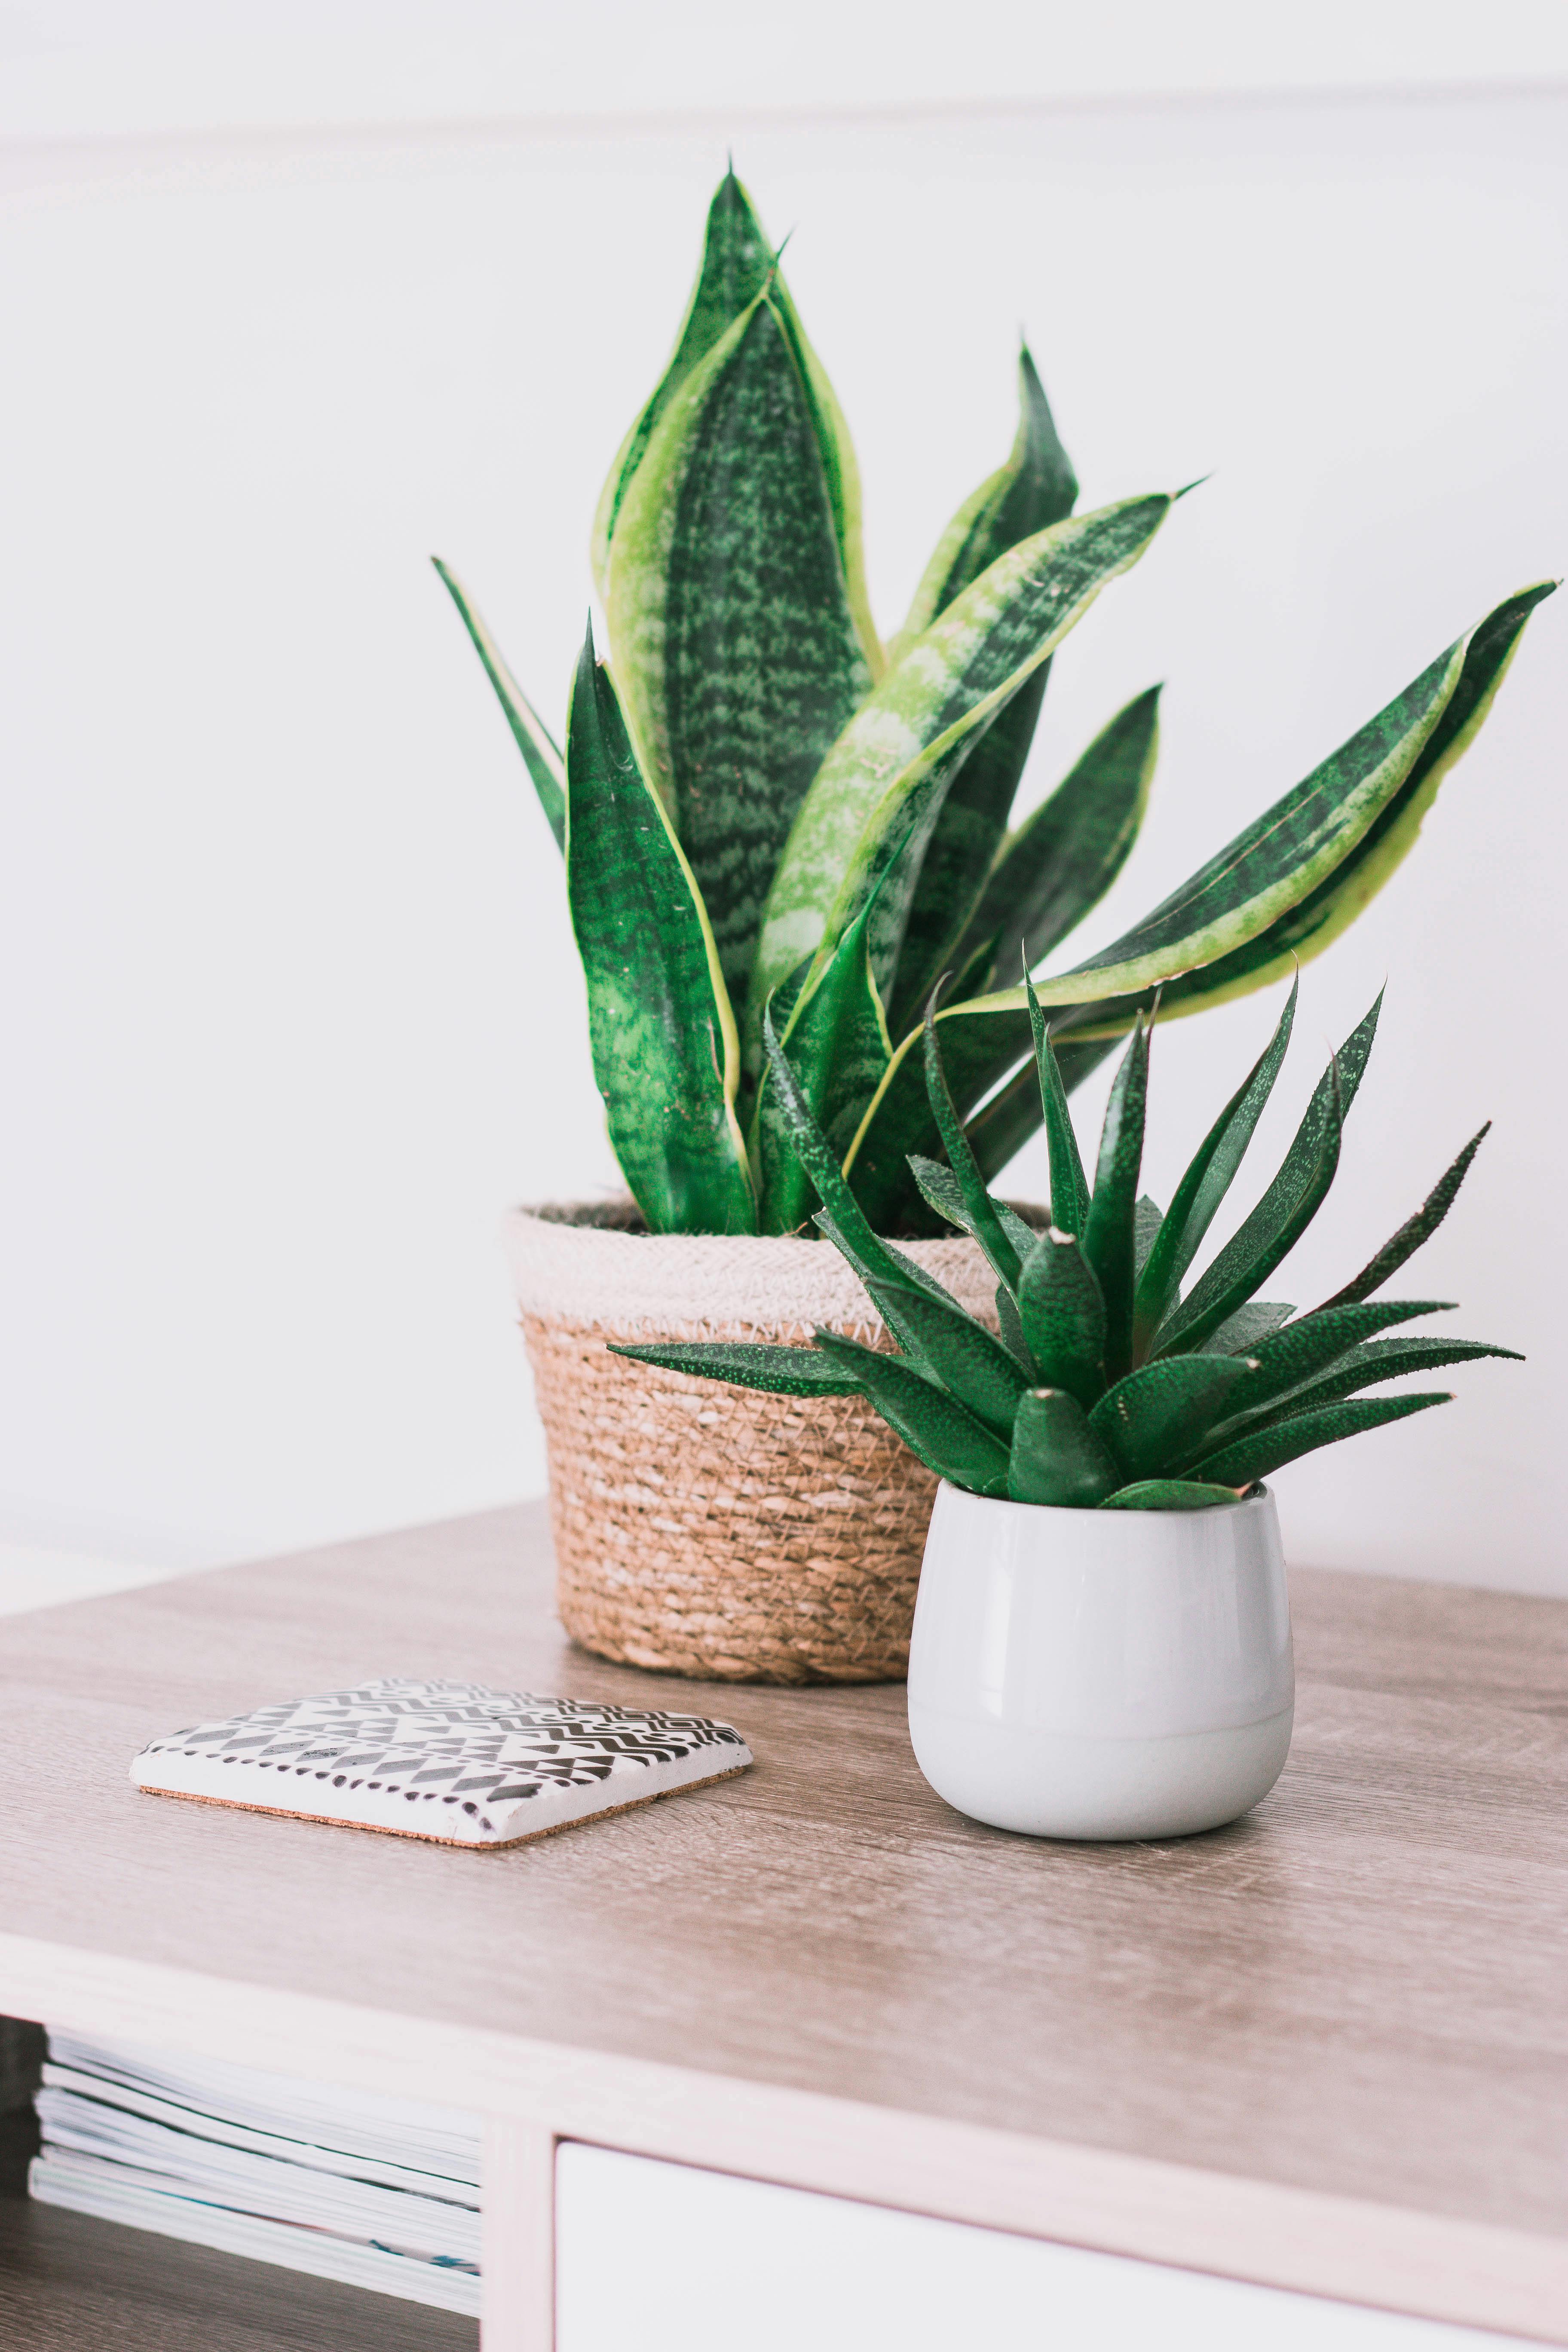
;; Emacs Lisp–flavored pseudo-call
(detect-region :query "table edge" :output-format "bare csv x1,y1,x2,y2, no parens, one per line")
2,1932,1562,2343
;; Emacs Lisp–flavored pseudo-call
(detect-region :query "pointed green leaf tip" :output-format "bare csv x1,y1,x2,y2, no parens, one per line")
432,559,566,851
594,168,880,680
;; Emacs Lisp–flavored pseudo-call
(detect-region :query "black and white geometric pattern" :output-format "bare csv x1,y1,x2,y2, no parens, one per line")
132,1677,753,1847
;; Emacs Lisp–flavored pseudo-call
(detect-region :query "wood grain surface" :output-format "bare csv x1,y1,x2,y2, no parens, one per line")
0,2195,477,2352
1,1504,1565,2336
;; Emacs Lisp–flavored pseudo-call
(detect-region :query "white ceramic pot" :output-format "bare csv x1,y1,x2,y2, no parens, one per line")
906,1482,1294,1841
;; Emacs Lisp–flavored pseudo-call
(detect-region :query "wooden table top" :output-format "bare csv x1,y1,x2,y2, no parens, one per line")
2,1504,1565,2338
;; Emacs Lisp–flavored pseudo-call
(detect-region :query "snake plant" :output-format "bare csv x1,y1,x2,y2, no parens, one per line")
436,168,1553,1239
612,978,1519,1508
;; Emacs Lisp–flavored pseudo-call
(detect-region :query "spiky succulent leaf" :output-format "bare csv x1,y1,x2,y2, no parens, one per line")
753,902,891,1234
760,1009,962,1324
812,1211,960,1307
996,1283,1034,1375
890,346,1078,661
1132,976,1298,1356
1152,994,1383,1356
751,493,1174,1031
1089,1354,1254,1484
862,1279,1030,1438
1220,1297,1455,1424
607,1339,861,1394
432,560,566,850
1225,1335,1522,1425
1316,1124,1491,1311
963,1036,1120,1188
921,997,1023,1292
1027,971,1091,1238
955,687,1161,994
1081,1021,1149,1382
1198,1301,1296,1355
607,294,873,1017
1190,1390,1452,1488
1098,1480,1243,1512
1017,1228,1106,1409
564,629,754,1234
1008,1388,1119,1506
907,1155,1038,1270
810,1329,1011,1495
1133,1195,1163,1280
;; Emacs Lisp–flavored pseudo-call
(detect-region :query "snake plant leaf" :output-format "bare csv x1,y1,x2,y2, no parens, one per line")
432,560,567,850
607,1339,861,1395
1098,1479,1243,1512
565,626,755,1235
810,1329,1011,1495
1017,1228,1106,1409
886,351,1080,1024
888,674,1049,1039
1152,993,1382,1357
1070,585,1558,1037
1189,1390,1453,1488
591,168,773,596
753,900,891,1234
890,345,1078,664
1224,1334,1522,1425
870,589,1537,1170
1081,1020,1149,1382
1316,1124,1491,1311
955,687,1162,996
608,292,874,1015
862,1278,1030,1438
907,1155,1039,1270
1088,1353,1253,1484
922,997,1023,1292
962,1035,1120,1190
1008,1387,1120,1506
1132,976,1299,1357
752,492,1174,1028
1198,1301,1295,1355
593,171,881,678
1027,971,1091,1239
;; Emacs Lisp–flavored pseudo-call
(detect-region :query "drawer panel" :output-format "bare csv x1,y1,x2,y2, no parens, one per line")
555,2146,1527,2352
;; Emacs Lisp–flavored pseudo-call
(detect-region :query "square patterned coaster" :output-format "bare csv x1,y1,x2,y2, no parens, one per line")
132,1677,753,1848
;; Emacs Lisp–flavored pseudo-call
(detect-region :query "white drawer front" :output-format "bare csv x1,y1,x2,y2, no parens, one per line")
555,2146,1525,2352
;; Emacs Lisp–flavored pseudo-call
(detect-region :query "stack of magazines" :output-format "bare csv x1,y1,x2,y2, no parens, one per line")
29,2029,481,2314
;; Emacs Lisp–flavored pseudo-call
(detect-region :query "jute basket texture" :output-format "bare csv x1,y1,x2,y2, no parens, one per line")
505,1197,1018,1686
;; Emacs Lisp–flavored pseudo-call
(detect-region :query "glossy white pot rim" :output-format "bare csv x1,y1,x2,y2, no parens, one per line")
932,1480,1273,1531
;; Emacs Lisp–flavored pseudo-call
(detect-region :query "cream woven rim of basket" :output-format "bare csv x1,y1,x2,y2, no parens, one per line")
502,1197,1011,1336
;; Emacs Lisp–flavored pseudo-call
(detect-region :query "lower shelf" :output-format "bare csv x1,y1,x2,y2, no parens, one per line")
0,2195,479,2352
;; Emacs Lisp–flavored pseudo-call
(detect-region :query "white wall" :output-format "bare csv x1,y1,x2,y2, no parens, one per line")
1,54,1565,1588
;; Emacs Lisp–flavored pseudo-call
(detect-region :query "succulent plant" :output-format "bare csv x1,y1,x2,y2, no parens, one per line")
612,977,1520,1509
437,168,1553,1239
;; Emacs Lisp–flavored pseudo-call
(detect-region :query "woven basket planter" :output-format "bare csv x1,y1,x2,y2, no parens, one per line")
505,1198,1008,1686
